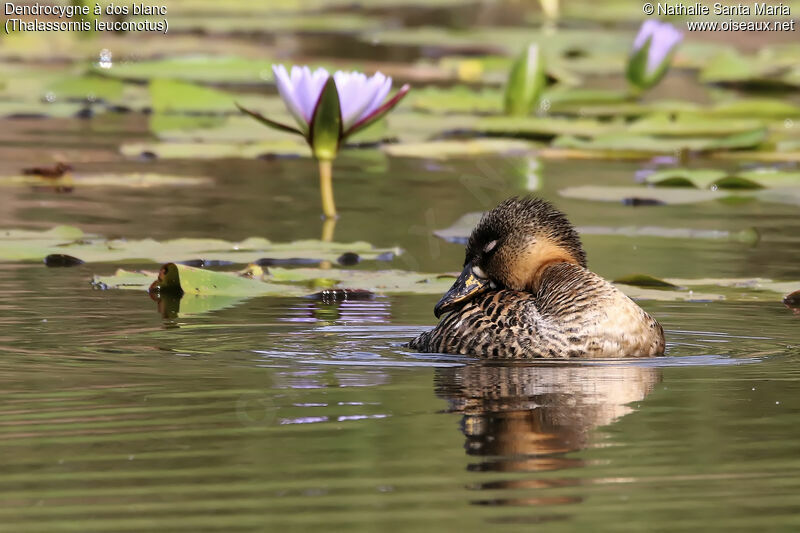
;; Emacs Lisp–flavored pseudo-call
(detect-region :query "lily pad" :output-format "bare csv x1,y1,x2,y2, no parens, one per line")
645,168,800,189
700,49,788,87
552,129,767,154
434,212,759,244
399,85,502,114
45,76,124,103
96,56,276,84
382,139,533,159
151,263,305,297
0,227,401,265
94,264,456,296
0,173,213,188
627,114,766,138
705,99,800,119
93,263,799,306
150,79,236,114
477,116,613,139
612,274,678,288
120,141,310,159
558,185,734,205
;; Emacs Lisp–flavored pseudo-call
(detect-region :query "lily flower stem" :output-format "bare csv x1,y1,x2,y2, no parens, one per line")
317,158,337,220
321,218,336,244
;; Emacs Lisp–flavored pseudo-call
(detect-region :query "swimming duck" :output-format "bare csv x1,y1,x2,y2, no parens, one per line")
409,197,665,358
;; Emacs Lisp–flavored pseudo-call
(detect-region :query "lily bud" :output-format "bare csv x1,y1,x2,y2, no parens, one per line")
503,44,546,117
627,20,683,92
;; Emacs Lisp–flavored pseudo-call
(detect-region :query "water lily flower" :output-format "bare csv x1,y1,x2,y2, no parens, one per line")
626,20,683,93
238,65,409,219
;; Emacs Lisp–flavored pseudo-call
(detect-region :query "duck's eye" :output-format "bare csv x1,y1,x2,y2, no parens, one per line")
472,265,487,279
483,240,498,253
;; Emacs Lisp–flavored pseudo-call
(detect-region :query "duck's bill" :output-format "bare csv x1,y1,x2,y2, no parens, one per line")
434,265,491,318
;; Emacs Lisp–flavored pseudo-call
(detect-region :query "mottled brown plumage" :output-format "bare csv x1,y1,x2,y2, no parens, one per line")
409,197,665,358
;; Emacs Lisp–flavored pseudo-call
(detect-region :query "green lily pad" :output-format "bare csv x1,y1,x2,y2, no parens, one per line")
615,284,724,302
382,139,533,159
553,129,767,154
705,99,800,119
646,168,800,189
93,263,798,306
45,76,124,103
152,263,305,297
96,56,276,84
0,227,401,264
407,86,503,114
150,79,236,114
559,185,735,205
0,173,213,188
434,211,760,244
0,226,84,241
643,168,728,189
93,264,456,296
699,49,793,88
0,101,89,119
561,184,800,206
477,116,613,139
613,274,678,288
628,114,766,138
120,141,310,159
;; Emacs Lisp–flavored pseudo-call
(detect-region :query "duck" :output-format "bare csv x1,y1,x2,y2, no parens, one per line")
408,197,665,358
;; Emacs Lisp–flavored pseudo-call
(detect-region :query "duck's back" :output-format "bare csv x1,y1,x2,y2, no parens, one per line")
409,263,665,359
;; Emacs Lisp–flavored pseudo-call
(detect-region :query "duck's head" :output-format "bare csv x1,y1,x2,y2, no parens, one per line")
434,197,586,318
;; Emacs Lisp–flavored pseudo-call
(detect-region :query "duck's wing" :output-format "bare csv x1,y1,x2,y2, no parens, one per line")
534,263,665,357
408,290,546,358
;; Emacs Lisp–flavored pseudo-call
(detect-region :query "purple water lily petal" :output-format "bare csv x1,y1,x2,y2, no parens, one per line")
633,20,683,75
293,66,329,122
333,71,394,130
272,65,308,132
266,64,407,142
361,74,392,124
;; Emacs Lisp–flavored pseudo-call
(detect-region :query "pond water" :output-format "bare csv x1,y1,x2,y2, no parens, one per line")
2,2,800,531
2,129,799,531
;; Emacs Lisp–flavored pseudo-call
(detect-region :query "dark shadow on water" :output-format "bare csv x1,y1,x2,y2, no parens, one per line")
434,363,661,507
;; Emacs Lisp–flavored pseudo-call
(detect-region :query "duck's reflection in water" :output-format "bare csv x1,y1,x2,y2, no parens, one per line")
435,363,661,507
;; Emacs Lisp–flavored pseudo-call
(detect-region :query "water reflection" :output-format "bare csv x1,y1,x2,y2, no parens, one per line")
435,363,661,506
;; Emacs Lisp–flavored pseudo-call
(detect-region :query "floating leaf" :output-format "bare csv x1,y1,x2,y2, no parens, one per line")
93,265,456,296
45,76,124,103
553,129,767,154
615,284,724,302
700,49,785,86
407,86,503,114
644,168,729,188
612,274,678,288
0,173,212,188
559,185,733,205
646,167,800,189
93,263,799,305
628,114,766,138
0,101,89,119
151,263,305,297
477,115,612,139
120,141,310,159
0,227,401,265
96,56,276,84
434,212,758,245
149,79,235,114
383,139,532,159
706,99,800,119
